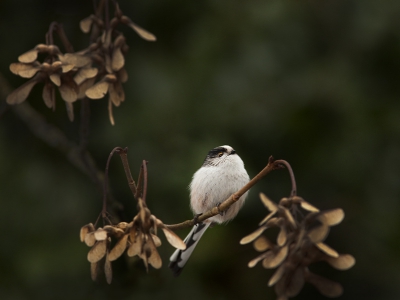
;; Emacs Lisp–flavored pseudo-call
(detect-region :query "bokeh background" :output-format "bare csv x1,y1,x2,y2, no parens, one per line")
1,0,400,299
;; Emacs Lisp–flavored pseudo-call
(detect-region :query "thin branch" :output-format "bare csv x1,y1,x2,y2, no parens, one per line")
102,147,124,219
165,156,285,231
274,159,297,197
141,160,148,203
116,147,137,197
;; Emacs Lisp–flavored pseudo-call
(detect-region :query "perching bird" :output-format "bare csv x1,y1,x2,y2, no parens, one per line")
169,145,250,276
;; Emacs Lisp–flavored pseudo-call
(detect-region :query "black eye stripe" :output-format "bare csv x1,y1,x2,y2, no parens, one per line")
207,147,227,157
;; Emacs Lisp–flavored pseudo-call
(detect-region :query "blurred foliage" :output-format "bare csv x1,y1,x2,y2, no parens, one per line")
1,0,400,299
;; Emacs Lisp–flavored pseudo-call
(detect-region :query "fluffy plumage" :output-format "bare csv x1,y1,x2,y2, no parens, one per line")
169,145,250,276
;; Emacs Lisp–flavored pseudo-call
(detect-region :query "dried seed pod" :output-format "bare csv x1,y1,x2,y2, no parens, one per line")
108,234,129,261
80,223,95,242
87,240,107,263
253,236,272,252
325,254,356,270
317,208,344,226
308,224,330,243
240,225,268,245
104,252,112,284
315,242,339,258
84,231,96,247
306,271,343,298
161,227,186,250
262,245,289,269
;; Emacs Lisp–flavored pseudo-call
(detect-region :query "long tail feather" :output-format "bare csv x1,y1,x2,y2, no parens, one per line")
169,222,211,276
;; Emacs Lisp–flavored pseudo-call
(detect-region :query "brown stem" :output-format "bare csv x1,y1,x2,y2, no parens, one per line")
102,147,125,218
116,147,137,197
141,160,148,203
165,156,284,231
275,159,297,197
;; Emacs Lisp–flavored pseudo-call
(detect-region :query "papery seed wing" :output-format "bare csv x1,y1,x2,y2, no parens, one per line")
306,271,343,298
18,49,39,63
262,245,288,269
254,236,272,252
308,225,330,243
80,223,95,242
317,208,344,226
161,227,186,250
87,240,107,263
240,226,268,245
6,79,39,105
260,193,278,212
108,234,129,261
315,242,339,258
325,254,355,270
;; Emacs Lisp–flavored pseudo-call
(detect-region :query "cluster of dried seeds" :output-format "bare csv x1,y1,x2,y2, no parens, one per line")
7,1,155,124
80,198,185,283
241,193,355,300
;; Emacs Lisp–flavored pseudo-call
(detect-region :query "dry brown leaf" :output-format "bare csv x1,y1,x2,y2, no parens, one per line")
109,82,125,106
325,254,355,270
315,242,339,258
262,245,288,269
161,227,186,250
6,79,39,105
108,234,129,261
87,240,107,263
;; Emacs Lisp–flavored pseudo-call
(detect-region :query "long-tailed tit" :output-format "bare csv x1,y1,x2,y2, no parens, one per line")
169,145,250,276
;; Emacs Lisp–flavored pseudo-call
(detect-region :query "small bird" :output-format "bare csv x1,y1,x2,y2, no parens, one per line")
169,145,250,276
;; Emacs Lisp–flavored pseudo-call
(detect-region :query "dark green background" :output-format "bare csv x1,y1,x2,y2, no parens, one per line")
1,0,400,299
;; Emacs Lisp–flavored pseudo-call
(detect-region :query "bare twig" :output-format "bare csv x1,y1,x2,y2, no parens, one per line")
116,147,137,197
274,159,297,197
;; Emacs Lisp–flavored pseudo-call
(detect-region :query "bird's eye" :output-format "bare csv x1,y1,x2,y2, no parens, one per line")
218,152,224,157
